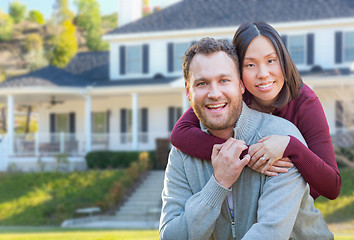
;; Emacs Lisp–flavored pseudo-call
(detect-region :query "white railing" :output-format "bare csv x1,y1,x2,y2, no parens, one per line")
11,131,171,157
0,135,8,171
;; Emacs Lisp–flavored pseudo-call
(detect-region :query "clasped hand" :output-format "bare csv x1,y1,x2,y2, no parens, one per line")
212,138,250,189
248,135,293,176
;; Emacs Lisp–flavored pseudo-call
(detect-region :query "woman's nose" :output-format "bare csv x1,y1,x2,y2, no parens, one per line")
257,65,270,79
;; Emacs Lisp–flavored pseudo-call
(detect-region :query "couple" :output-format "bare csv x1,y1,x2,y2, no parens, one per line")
159,22,339,239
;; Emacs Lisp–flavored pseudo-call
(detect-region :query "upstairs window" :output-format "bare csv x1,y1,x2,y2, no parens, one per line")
344,31,354,62
126,46,142,74
168,42,191,73
288,35,306,65
174,43,190,72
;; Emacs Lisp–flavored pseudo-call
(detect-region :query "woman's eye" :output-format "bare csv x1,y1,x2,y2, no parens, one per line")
245,63,255,68
268,59,275,63
221,79,229,83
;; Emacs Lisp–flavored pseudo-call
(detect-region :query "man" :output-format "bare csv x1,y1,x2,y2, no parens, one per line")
159,38,333,239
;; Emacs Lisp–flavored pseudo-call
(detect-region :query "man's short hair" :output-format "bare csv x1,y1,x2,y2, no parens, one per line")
182,37,239,84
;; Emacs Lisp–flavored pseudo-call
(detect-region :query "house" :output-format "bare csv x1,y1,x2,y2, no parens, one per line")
0,0,353,171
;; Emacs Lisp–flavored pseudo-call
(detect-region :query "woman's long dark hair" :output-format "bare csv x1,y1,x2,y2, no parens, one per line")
233,21,303,108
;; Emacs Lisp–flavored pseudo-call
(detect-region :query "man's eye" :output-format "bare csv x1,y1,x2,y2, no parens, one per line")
196,82,206,86
221,79,229,83
245,63,255,68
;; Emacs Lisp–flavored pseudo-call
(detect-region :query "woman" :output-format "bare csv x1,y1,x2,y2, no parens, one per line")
170,21,341,200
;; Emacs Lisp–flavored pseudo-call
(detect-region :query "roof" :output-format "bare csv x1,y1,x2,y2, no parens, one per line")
0,51,180,89
107,0,354,35
0,66,87,88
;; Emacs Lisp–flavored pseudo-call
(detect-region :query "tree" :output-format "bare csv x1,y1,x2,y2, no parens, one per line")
27,10,45,24
49,20,78,68
52,0,74,24
9,0,26,24
24,34,48,70
74,0,108,51
0,10,14,41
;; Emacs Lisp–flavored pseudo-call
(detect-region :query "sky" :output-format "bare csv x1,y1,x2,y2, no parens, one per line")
0,0,181,19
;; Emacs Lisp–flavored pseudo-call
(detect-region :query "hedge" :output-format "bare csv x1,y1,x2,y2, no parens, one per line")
85,150,156,169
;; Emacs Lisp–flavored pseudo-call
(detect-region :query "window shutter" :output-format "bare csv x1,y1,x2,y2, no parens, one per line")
168,107,175,131
106,110,110,133
143,44,149,74
335,100,344,128
120,109,127,133
307,33,314,65
335,32,343,64
50,113,56,133
141,108,148,132
281,35,287,48
69,112,75,133
168,43,174,72
120,45,126,75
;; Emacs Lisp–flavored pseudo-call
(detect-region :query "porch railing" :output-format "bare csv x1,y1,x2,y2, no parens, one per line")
10,132,171,157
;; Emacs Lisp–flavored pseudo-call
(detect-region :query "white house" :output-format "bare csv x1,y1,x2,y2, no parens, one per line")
0,0,353,171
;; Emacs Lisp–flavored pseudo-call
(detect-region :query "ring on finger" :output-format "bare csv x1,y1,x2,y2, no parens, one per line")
260,155,266,161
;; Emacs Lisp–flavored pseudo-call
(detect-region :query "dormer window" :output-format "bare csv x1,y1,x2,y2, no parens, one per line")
119,44,149,75
126,46,142,74
288,35,306,65
344,31,354,62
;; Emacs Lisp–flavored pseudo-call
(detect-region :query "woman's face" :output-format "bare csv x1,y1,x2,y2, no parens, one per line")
242,36,284,106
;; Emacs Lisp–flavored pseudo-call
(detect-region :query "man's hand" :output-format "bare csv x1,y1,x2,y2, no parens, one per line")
212,138,250,189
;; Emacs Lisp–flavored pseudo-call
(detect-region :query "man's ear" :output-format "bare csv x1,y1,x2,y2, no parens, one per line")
185,82,191,101
240,80,245,94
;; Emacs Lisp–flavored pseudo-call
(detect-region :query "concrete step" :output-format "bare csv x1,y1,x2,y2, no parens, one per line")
115,170,165,222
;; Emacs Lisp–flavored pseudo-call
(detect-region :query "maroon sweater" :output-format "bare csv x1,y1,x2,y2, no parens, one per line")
170,84,341,200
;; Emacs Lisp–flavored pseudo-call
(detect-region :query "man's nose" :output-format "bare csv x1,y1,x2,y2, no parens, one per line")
208,84,222,99
257,65,270,79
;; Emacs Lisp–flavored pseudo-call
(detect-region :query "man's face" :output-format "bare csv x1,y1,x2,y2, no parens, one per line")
186,51,245,132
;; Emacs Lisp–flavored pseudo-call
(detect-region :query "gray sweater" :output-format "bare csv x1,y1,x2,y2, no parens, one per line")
159,103,333,240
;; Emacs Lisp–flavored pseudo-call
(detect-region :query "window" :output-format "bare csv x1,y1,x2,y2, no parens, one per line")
168,107,182,131
92,112,107,134
288,35,305,65
174,43,190,72
344,31,354,62
126,46,142,74
56,114,69,133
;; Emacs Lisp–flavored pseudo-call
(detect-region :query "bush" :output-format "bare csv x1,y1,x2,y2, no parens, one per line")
85,150,155,169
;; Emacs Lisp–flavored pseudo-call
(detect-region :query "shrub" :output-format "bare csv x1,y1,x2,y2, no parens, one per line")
85,150,155,169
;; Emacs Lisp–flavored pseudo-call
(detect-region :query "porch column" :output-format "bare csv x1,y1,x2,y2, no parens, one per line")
85,95,92,153
7,95,14,155
132,93,139,151
182,91,190,112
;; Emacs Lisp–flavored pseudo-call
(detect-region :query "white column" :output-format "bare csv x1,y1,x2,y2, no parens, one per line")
182,91,190,112
7,95,14,155
132,93,139,151
85,95,92,153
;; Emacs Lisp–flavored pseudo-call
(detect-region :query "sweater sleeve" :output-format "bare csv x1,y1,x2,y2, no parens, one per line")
170,106,226,160
242,167,306,239
159,148,230,240
283,96,341,200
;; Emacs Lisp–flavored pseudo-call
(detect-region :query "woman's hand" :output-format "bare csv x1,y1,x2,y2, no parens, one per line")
248,135,292,175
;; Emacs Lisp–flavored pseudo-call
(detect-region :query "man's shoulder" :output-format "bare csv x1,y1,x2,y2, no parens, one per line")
256,111,306,144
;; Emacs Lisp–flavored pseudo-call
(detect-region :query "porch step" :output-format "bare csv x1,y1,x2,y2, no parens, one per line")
61,170,166,229
115,170,165,222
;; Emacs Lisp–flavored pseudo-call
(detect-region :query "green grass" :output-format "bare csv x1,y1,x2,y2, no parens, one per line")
0,228,158,240
314,168,354,224
0,170,125,226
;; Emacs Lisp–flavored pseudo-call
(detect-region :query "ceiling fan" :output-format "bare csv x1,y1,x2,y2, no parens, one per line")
49,96,64,106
